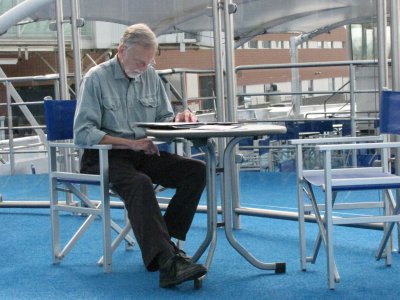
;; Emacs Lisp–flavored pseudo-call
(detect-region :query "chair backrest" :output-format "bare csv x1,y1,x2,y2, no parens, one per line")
380,90,400,135
44,99,77,141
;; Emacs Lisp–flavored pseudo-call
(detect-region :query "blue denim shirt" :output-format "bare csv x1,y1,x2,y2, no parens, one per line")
74,56,174,145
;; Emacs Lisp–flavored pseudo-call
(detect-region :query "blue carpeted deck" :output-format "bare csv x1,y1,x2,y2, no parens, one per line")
0,172,399,299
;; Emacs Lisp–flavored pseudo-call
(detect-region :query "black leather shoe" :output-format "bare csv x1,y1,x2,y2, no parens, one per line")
171,242,191,259
159,253,207,288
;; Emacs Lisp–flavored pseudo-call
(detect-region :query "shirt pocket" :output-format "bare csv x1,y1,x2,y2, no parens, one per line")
102,98,122,128
134,96,158,121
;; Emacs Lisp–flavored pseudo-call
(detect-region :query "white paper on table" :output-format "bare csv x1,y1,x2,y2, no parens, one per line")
194,124,242,131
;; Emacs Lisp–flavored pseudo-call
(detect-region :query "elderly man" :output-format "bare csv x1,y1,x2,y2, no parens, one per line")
74,23,207,288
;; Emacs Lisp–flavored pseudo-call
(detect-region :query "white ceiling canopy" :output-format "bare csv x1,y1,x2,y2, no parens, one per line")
3,0,378,44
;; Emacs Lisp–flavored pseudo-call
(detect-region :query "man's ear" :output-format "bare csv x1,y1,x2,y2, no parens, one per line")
117,45,125,59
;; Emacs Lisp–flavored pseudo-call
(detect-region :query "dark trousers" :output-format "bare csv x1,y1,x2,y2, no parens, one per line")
80,149,206,271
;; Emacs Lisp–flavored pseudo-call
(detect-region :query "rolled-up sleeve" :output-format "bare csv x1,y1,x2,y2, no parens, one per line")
73,76,106,146
155,75,174,122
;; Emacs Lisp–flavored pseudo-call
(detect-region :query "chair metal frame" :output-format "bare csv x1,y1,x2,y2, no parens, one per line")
290,90,400,289
45,99,135,272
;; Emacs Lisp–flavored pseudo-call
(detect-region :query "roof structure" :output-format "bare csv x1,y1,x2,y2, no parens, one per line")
1,0,379,45
0,0,398,120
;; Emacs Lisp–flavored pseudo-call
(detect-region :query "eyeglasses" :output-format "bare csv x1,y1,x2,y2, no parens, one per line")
123,45,157,69
132,57,156,68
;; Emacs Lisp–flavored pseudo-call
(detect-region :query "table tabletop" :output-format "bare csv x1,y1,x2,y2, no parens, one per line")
145,123,287,139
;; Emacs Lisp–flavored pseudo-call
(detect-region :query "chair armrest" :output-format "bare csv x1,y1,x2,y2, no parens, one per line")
48,142,112,150
47,142,112,175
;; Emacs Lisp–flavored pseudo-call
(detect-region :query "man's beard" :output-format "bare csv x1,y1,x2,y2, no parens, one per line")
125,71,142,79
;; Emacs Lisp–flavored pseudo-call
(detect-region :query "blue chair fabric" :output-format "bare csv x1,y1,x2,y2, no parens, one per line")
44,100,77,141
380,90,400,134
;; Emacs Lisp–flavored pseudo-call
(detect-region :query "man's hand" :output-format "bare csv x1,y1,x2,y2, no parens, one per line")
100,135,160,156
127,138,160,156
174,109,198,123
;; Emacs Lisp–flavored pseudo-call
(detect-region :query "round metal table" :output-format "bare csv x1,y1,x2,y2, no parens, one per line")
145,123,287,288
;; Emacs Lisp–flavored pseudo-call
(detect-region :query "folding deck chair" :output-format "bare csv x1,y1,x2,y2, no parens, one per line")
44,99,135,272
290,90,400,289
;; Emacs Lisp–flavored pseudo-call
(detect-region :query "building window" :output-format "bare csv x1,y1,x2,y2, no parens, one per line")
333,41,343,48
199,75,216,111
308,80,314,97
262,40,271,48
329,78,336,91
300,41,309,49
308,41,317,48
184,32,197,40
248,40,258,49
272,41,282,49
283,41,290,49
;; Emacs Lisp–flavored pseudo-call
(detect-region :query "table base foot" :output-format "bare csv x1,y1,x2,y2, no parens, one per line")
194,275,205,289
275,262,286,274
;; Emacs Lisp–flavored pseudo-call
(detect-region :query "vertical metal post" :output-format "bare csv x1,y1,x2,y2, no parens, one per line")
180,71,188,109
211,0,227,225
55,0,69,100
377,0,393,252
349,64,357,137
223,0,237,122
55,0,73,185
212,0,225,123
222,0,241,229
180,71,191,156
6,82,15,175
70,0,82,95
54,80,61,100
391,0,400,90
390,0,400,250
377,0,389,91
290,36,301,117
390,0,400,174
212,0,227,163
349,64,357,166
0,116,5,140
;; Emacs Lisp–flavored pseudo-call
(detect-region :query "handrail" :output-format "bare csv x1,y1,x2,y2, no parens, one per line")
235,59,378,72
0,73,75,83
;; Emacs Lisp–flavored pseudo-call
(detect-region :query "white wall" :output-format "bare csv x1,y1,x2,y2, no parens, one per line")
246,85,266,105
